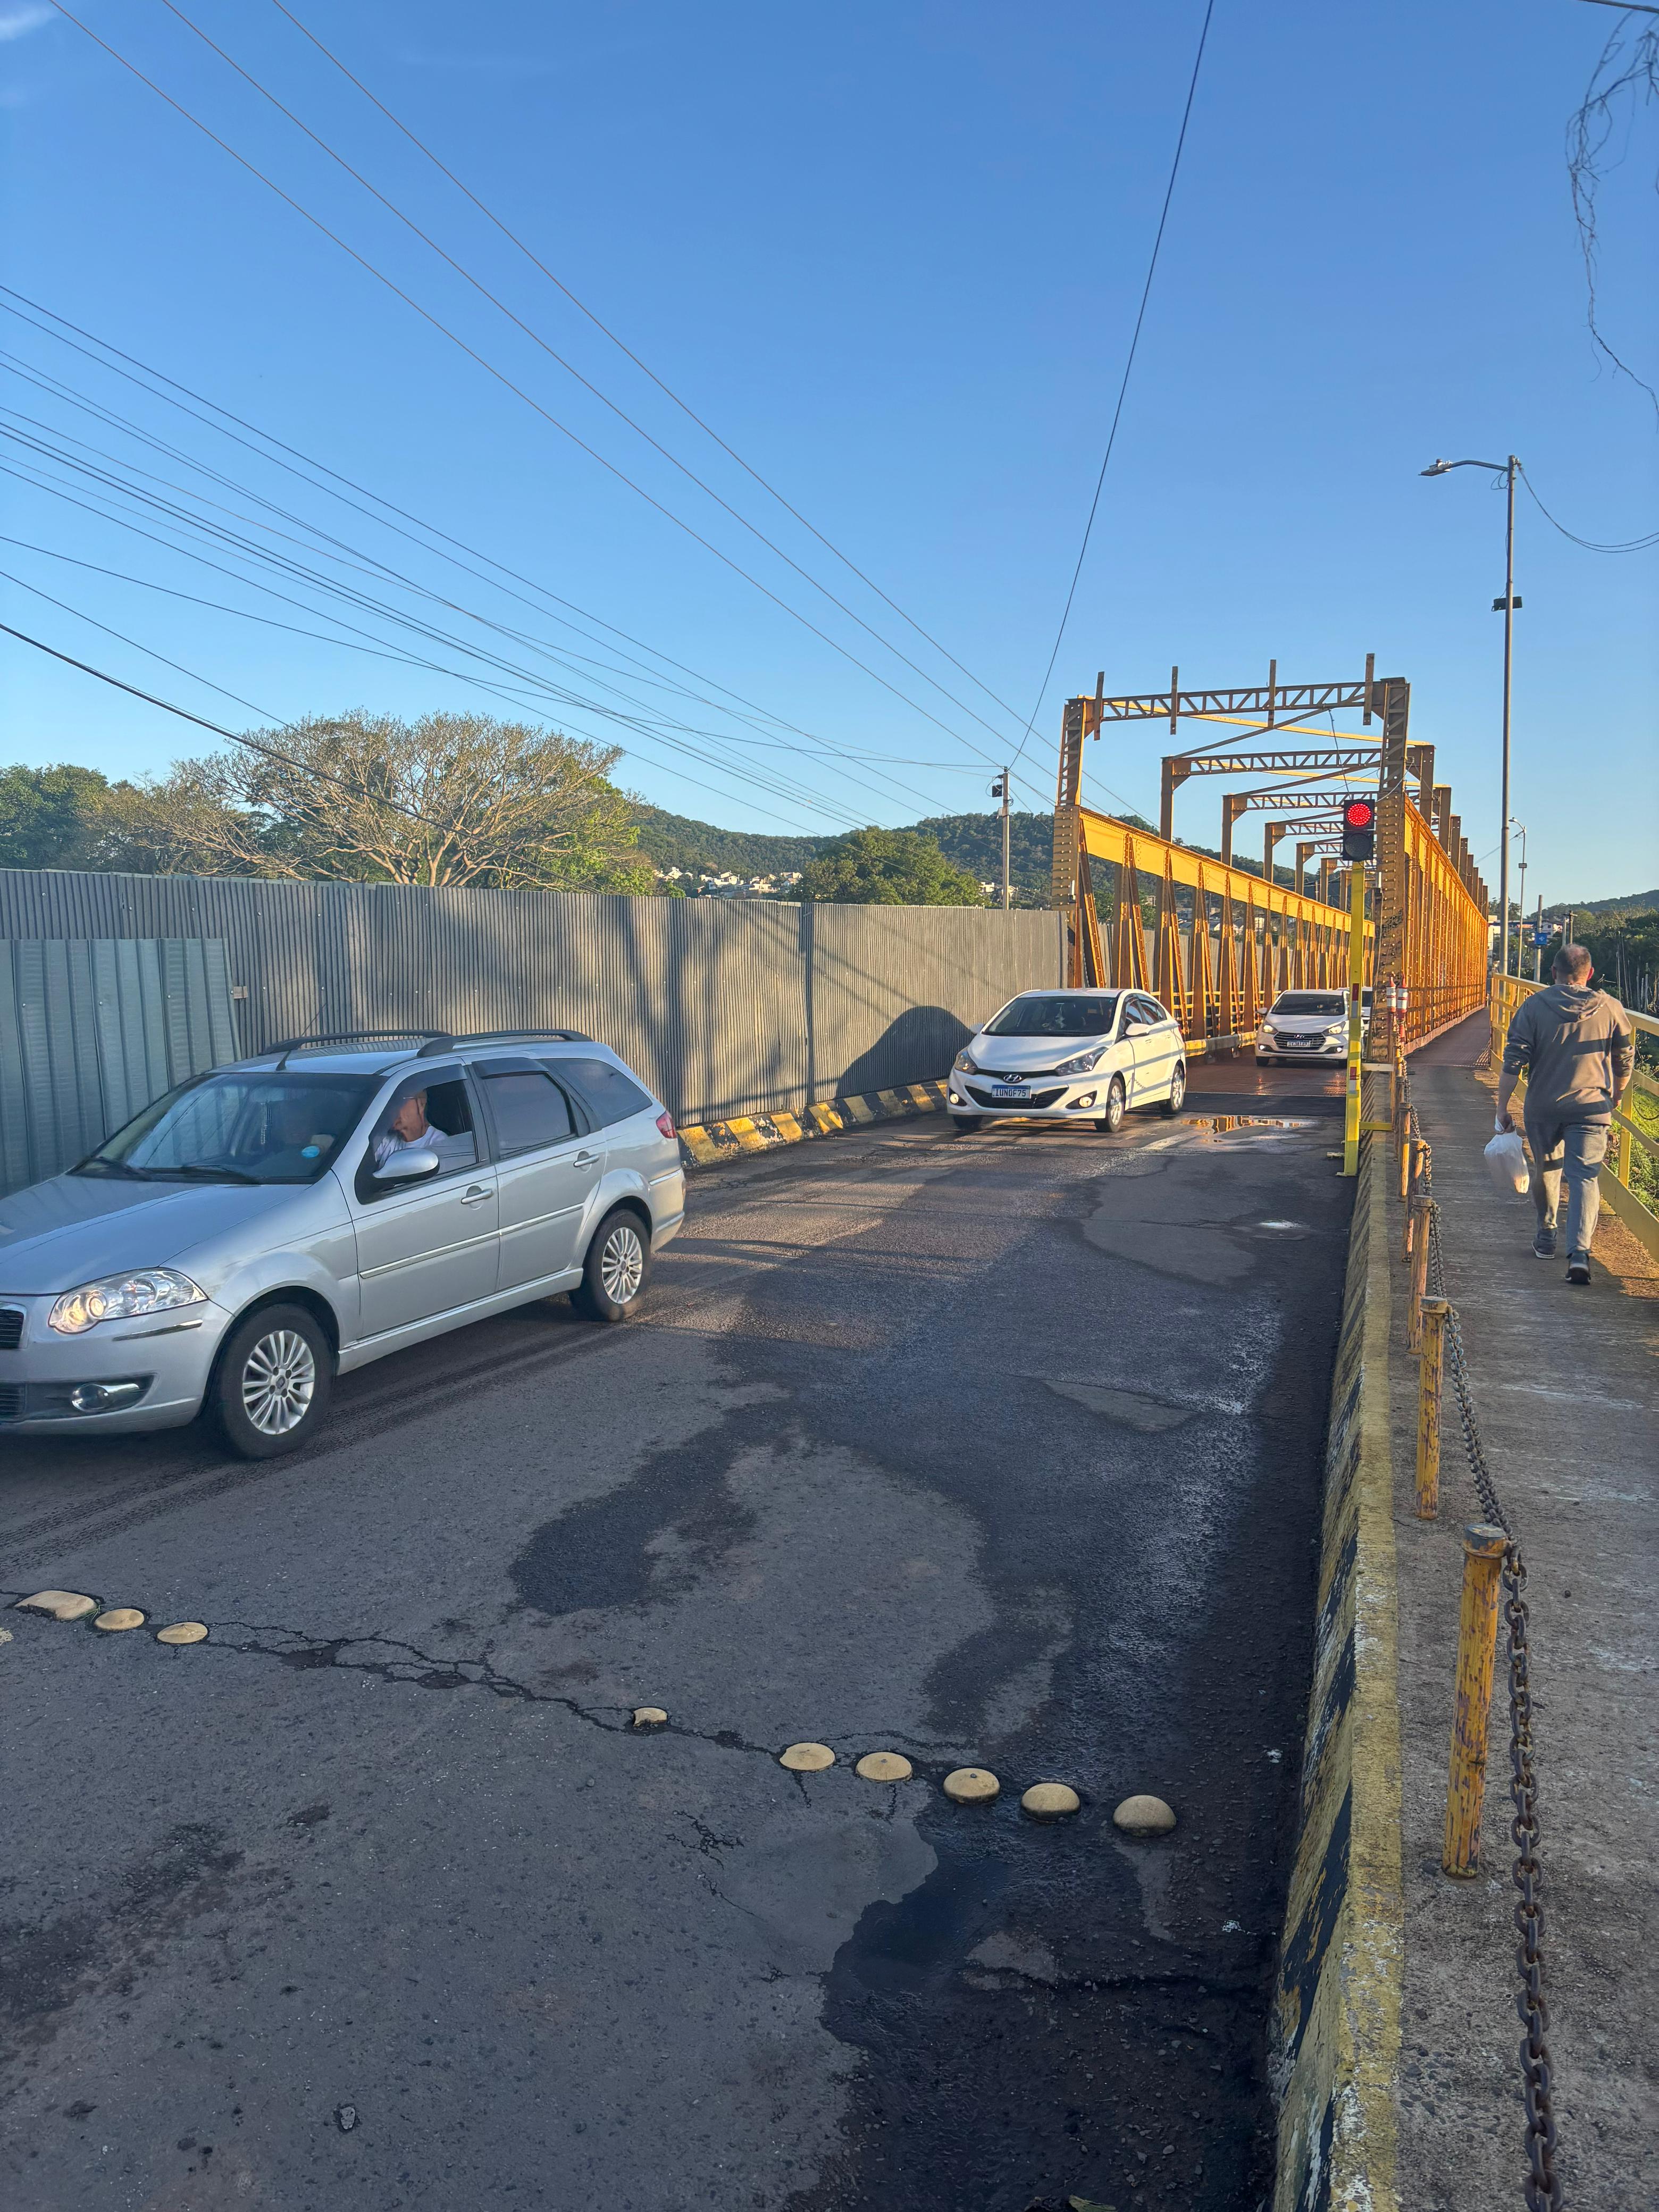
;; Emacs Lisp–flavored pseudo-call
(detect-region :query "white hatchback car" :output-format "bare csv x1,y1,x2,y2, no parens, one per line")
946,988,1186,1134
1255,988,1372,1066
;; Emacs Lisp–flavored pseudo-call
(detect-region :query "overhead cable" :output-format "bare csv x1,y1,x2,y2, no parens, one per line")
1519,467,1659,552
1,289,1048,803
1011,0,1218,774
265,0,1033,731
52,1,1035,793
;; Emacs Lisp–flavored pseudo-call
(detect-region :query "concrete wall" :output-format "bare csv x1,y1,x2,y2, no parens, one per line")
0,870,1060,1134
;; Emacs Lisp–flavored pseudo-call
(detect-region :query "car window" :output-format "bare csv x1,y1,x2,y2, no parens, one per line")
557,1055,653,1128
983,994,1119,1037
1272,993,1346,1018
78,1069,379,1186
480,1067,577,1153
359,1070,480,1196
1136,997,1169,1026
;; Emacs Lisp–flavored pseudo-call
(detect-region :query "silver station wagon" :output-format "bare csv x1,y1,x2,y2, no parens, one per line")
0,1029,685,1458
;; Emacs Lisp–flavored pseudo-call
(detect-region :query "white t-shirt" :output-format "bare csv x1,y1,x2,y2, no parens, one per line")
374,1117,475,1170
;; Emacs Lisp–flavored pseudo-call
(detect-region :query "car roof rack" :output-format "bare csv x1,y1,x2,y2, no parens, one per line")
439,1028,593,1052
256,1029,454,1071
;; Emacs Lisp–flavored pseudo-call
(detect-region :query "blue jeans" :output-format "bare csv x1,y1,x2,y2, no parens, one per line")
1524,1114,1610,1255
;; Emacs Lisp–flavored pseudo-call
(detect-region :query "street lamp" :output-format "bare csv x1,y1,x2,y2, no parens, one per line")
1510,816,1527,979
1421,454,1521,974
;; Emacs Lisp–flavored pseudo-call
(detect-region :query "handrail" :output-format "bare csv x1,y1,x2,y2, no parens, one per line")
1487,971,1659,1260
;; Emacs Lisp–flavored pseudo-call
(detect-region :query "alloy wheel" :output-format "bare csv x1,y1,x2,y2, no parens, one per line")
241,1328,317,1437
600,1224,646,1305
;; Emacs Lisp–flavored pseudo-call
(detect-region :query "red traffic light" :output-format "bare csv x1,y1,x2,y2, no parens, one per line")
1343,798,1376,831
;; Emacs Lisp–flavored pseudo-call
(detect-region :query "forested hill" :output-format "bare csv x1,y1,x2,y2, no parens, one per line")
634,806,1064,895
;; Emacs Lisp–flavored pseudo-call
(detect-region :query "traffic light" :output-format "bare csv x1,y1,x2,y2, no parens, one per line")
1342,796,1376,862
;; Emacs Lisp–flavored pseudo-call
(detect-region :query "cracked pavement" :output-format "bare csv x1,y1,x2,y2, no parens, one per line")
3,1084,1350,2211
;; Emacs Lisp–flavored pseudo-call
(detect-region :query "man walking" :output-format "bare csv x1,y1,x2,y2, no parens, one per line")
1496,942,1635,1285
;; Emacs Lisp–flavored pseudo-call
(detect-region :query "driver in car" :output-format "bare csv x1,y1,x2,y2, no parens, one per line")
373,1087,474,1172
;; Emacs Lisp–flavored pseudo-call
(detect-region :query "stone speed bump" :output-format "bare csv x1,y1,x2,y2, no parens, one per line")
779,1742,836,1773
854,1751,913,1783
155,1622,209,1646
942,1767,1000,1805
16,1591,98,1622
1112,1793,1176,1835
631,1707,668,1729
93,1608,146,1632
1021,1782,1081,1821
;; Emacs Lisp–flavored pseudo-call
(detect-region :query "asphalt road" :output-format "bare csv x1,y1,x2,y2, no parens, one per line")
4,1065,1352,2212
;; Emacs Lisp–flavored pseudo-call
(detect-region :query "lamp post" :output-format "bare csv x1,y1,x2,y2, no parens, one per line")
1421,454,1520,974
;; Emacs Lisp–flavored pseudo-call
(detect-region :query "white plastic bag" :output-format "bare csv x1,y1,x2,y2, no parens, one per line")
1483,1122,1530,1201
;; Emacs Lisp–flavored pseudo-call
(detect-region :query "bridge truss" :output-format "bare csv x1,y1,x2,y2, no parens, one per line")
1051,665,1490,1053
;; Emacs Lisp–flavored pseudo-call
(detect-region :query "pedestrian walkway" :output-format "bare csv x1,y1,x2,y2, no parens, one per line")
1387,1013,1656,2209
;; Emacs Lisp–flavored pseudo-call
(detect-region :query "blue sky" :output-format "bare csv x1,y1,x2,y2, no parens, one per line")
1,0,1654,902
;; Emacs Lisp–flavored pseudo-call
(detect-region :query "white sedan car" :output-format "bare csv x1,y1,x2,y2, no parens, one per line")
1255,987,1372,1066
946,989,1186,1134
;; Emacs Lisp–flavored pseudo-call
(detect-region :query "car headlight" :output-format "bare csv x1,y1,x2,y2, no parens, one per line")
953,1050,978,1073
1053,1046,1105,1077
49,1268,206,1335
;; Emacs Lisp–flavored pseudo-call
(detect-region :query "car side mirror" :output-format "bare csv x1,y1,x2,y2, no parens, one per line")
375,1147,440,1184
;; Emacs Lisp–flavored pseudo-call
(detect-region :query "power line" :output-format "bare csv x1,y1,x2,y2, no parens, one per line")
264,0,1034,733
0,432,916,830
0,288,1051,806
52,1,1035,795
1518,466,1659,552
0,363,953,819
157,0,1026,757
1010,0,1218,775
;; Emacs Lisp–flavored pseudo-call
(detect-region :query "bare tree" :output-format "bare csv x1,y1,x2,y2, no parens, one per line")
1568,14,1659,408
108,710,654,891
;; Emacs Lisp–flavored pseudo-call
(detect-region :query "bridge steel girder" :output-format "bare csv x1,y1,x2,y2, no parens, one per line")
1059,665,1487,1049
1076,807,1375,1050
1222,789,1364,865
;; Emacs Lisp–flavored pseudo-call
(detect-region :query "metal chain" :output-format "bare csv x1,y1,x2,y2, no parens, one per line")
1406,1092,1563,2208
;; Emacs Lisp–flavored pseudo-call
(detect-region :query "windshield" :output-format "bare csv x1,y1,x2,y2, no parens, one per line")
984,993,1119,1037
77,1070,381,1185
1272,993,1347,1018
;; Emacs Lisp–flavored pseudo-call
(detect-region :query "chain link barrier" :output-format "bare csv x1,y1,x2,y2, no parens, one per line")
1406,1093,1563,2210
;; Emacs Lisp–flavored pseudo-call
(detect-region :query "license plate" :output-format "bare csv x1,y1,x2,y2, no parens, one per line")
991,1085,1028,1101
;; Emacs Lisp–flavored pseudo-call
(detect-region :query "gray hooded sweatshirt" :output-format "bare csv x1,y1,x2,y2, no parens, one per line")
1501,984,1635,1124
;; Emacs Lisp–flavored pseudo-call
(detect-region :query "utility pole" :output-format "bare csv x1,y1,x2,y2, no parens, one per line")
991,770,1010,910
1534,895,1544,984
1498,456,1518,978
1511,817,1527,982
1420,453,1521,974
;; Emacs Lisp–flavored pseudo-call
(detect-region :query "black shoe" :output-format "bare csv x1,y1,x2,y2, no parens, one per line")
1532,1225,1557,1260
1565,1253,1590,1286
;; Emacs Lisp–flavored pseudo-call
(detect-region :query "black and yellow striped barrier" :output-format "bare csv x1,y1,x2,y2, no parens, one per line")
678,1080,950,1169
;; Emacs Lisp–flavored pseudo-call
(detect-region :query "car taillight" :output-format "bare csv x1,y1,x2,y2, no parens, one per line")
656,1111,677,1139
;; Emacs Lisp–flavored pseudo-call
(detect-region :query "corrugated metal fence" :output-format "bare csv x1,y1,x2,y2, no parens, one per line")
0,869,1059,1141
0,936,239,1194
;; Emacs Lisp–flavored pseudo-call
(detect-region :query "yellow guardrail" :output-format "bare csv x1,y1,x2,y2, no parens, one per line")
1487,973,1659,1262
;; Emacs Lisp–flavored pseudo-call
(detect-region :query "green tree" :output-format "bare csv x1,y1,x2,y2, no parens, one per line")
0,763,119,870
105,710,653,891
798,826,986,906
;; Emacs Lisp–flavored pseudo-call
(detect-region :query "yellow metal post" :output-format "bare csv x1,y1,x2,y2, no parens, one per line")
1406,1198,1431,1345
1415,1297,1448,1516
1443,1523,1507,1875
1342,859,1365,1174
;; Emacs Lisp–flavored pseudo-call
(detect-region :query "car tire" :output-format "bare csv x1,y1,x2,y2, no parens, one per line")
1095,1076,1126,1135
573,1207,651,1323
951,1114,985,1134
213,1302,332,1459
1160,1062,1187,1116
